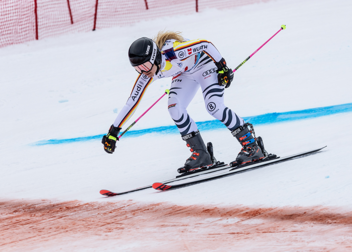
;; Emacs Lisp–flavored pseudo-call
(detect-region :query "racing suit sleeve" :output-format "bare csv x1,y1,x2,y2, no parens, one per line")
113,74,153,128
173,39,223,63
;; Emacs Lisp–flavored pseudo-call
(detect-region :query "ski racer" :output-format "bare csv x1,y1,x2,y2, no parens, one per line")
102,31,267,172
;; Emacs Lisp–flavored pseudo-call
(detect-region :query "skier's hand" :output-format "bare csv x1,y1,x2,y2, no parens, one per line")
102,125,121,154
215,58,234,88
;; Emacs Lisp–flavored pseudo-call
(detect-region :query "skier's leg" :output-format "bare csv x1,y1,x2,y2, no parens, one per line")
197,65,265,164
198,65,244,131
167,76,198,136
168,75,212,171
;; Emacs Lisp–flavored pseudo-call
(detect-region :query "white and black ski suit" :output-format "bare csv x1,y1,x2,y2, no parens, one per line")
113,39,244,136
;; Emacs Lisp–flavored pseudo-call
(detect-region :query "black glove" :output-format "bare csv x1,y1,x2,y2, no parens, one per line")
102,125,121,154
215,58,234,88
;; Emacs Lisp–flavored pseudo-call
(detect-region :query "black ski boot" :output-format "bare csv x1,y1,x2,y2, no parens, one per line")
177,131,213,173
231,123,267,166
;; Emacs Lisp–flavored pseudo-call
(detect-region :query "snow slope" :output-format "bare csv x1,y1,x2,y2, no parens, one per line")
1,0,352,250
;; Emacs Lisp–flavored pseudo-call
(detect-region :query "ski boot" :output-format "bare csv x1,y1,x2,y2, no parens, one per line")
230,123,268,167
177,131,219,174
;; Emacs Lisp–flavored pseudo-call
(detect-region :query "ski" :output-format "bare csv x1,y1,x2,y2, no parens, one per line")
100,162,232,197
152,146,327,192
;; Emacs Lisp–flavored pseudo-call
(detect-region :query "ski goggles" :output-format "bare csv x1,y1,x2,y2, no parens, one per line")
133,41,158,74
134,61,154,74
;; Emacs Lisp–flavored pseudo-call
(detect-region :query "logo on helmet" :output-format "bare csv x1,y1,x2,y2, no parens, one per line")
150,48,157,63
145,45,151,55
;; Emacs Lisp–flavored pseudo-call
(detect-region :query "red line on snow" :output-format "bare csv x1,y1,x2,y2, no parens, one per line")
1,199,352,251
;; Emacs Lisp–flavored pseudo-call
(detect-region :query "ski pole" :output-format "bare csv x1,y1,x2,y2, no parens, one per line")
233,25,286,73
118,89,170,139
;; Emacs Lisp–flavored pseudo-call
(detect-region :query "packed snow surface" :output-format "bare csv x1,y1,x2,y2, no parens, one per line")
0,0,352,250
0,0,352,251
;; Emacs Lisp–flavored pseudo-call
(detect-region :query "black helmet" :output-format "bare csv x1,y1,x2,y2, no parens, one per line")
128,37,161,69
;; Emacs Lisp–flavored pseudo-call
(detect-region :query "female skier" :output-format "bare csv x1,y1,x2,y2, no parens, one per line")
102,31,267,172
